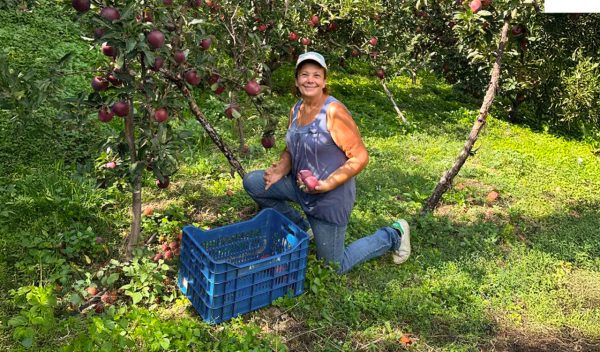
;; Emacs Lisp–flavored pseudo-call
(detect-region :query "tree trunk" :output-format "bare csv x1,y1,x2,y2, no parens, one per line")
380,80,408,124
421,16,512,214
124,97,141,258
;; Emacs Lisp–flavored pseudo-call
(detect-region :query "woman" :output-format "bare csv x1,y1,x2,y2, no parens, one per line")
243,52,410,274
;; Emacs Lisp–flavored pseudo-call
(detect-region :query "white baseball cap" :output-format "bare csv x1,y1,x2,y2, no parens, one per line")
295,51,327,70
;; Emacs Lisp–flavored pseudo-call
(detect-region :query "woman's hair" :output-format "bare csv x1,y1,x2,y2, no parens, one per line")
293,60,328,96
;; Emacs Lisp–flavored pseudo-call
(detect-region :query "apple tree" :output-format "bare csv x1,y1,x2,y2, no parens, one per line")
65,0,260,256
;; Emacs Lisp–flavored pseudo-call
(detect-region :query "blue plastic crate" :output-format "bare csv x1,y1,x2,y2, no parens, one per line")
177,208,309,323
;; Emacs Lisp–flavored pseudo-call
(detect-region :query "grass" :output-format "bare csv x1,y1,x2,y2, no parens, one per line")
2,2,600,352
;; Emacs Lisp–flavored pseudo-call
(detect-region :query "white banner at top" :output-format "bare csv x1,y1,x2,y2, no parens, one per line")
544,0,600,12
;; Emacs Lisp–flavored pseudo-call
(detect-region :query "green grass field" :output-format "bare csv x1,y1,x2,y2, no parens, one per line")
1,2,599,351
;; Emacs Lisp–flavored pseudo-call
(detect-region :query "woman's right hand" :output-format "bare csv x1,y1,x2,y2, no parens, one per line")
264,162,286,190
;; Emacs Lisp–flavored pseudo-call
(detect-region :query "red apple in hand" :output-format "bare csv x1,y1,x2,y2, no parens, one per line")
298,169,313,181
304,176,318,191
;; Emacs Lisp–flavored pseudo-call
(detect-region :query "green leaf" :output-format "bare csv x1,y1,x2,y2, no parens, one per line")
107,273,119,285
8,315,27,327
160,338,170,349
126,38,137,54
21,336,33,348
127,291,143,305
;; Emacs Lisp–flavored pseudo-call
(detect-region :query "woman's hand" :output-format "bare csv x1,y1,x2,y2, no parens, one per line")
264,162,287,190
297,175,333,194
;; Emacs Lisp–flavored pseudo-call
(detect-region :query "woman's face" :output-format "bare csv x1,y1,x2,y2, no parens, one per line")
295,62,326,99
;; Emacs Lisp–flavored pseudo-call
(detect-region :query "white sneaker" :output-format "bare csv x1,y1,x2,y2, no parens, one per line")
391,219,411,264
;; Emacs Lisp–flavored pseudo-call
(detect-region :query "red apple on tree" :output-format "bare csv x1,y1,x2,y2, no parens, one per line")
151,56,164,71
104,161,117,169
519,38,528,50
261,135,275,149
156,176,170,189
72,0,90,13
207,73,220,84
91,76,109,91
107,72,122,86
98,107,114,122
327,22,337,32
147,30,165,49
369,36,378,46
310,15,319,27
93,28,105,39
469,0,482,13
86,286,98,296
174,50,186,64
154,108,168,123
258,24,268,32
201,38,212,50
289,31,298,41
100,7,120,22
224,104,239,119
244,80,261,96
214,85,225,94
185,69,201,85
111,101,129,117
511,24,525,37
101,42,116,57
301,37,311,46
375,68,385,79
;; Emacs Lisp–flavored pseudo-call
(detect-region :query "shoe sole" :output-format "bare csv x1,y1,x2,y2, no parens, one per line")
392,219,411,264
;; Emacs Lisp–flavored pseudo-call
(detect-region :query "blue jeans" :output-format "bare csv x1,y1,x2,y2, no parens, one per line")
243,170,400,274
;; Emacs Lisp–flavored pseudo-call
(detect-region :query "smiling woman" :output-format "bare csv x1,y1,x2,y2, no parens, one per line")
243,52,412,274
